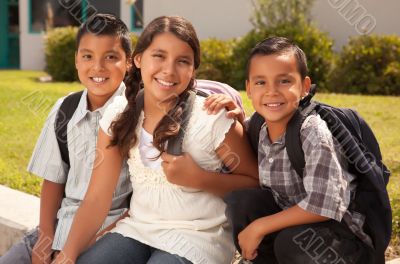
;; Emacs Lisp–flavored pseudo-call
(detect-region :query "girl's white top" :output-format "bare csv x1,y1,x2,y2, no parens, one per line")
99,95,236,264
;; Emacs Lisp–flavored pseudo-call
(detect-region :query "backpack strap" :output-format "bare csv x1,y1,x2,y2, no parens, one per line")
55,90,84,168
194,88,209,98
247,112,265,154
167,90,198,155
299,84,317,108
285,102,317,177
285,84,317,177
134,89,203,155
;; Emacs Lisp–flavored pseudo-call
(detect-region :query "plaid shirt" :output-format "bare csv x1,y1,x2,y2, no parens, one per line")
258,114,373,248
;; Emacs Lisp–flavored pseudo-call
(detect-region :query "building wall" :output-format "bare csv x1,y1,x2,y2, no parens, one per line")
312,0,400,50
19,0,400,70
142,0,253,40
19,0,132,70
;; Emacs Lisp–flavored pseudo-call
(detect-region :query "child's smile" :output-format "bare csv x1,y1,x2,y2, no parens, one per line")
134,32,195,110
154,78,178,90
246,52,309,127
263,101,286,111
75,33,130,109
90,76,109,84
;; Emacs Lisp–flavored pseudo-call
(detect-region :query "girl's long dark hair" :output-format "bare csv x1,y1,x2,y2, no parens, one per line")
109,16,200,159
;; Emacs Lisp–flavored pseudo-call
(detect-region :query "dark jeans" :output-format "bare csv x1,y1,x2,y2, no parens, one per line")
77,233,193,264
224,188,374,264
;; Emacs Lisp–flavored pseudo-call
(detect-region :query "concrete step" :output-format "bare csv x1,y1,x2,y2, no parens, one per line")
0,185,39,255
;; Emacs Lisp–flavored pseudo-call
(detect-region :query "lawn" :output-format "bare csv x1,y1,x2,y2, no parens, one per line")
0,70,399,258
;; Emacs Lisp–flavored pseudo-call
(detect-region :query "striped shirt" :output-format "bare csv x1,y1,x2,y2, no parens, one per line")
258,114,373,247
27,83,131,250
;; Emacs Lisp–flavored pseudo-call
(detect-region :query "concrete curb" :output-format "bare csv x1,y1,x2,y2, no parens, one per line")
0,185,39,255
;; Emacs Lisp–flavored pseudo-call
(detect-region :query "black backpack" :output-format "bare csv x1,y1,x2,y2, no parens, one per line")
54,89,209,168
247,85,391,264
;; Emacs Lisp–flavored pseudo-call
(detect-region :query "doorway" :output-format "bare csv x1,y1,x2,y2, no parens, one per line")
0,0,20,69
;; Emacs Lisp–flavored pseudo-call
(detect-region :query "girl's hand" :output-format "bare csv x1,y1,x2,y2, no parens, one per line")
238,220,264,261
203,94,245,124
161,152,203,189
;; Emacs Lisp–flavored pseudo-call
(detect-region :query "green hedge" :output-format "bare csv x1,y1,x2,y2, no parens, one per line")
44,27,79,82
197,38,235,84
44,27,139,82
45,27,400,96
229,21,334,90
329,35,400,95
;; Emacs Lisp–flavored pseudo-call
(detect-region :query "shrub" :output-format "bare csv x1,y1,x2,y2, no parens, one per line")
230,21,334,90
329,35,400,95
44,28,139,82
44,27,78,82
228,31,264,90
251,0,315,29
197,38,235,84
131,33,139,50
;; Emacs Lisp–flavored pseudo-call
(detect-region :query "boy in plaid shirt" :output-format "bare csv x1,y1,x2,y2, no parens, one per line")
224,37,374,264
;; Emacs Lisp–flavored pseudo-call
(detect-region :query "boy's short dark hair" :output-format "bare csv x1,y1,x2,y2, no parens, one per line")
76,13,132,58
246,36,308,80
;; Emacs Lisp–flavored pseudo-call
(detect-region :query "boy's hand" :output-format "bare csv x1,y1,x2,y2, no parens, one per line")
238,220,264,261
203,94,245,124
32,233,54,264
51,251,75,264
161,152,203,189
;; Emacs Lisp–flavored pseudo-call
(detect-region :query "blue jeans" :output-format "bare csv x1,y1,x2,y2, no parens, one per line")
77,233,193,264
0,228,38,264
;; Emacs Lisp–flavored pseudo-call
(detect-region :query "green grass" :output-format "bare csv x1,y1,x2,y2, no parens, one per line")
0,70,399,257
0,70,82,195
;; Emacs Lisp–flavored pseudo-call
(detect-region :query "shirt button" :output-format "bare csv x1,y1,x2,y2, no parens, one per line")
269,158,274,163
263,179,267,185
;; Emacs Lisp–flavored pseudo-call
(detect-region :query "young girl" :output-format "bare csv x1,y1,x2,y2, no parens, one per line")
54,16,258,264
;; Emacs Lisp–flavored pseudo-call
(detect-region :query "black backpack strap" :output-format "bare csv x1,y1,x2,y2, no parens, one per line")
135,88,145,115
194,89,209,98
247,112,265,154
167,90,197,155
55,90,84,168
299,84,317,108
134,89,205,156
285,102,317,177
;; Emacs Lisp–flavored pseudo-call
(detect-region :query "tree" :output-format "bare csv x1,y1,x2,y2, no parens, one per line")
251,0,315,30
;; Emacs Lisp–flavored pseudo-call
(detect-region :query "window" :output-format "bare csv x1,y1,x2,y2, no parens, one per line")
131,0,143,31
30,0,121,33
30,0,81,32
88,0,120,18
